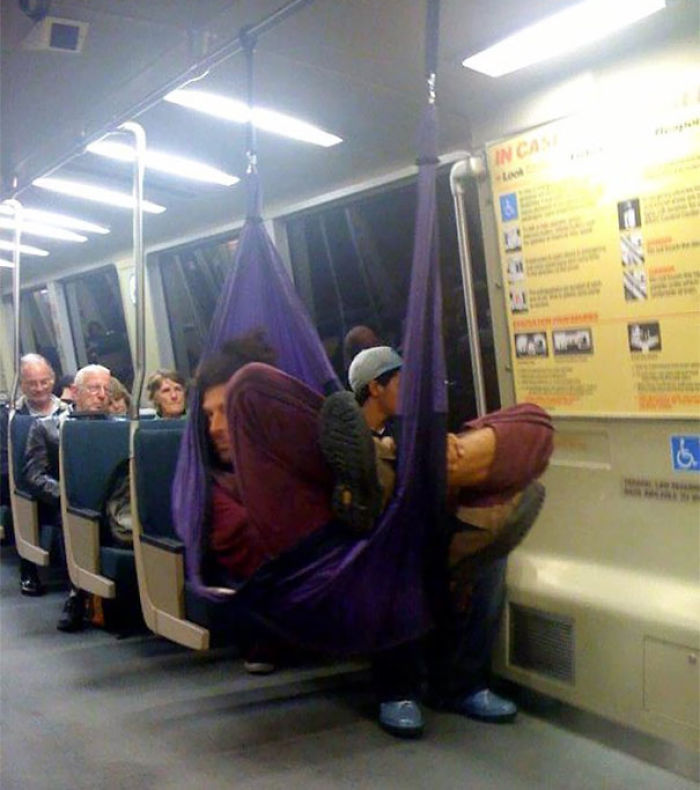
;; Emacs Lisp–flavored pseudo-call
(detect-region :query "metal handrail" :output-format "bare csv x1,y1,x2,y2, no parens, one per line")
2,199,23,406
450,160,487,417
116,122,147,419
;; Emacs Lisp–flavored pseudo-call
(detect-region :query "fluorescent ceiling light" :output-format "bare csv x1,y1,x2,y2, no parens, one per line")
462,0,666,77
0,217,87,242
164,89,343,148
0,259,14,269
86,140,240,187
33,177,166,213
0,204,110,234
0,239,49,257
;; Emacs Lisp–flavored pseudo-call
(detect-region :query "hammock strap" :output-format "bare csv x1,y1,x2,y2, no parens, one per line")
425,0,440,101
240,25,263,221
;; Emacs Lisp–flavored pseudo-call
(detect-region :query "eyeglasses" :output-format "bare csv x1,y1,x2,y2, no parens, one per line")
82,384,110,395
25,378,53,388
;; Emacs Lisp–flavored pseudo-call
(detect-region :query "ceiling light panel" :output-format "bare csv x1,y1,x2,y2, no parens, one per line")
0,239,49,256
462,0,666,77
164,89,343,148
33,177,167,213
0,217,87,242
0,205,110,234
86,140,240,187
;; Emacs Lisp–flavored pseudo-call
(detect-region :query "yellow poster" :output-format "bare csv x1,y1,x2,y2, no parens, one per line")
487,104,700,417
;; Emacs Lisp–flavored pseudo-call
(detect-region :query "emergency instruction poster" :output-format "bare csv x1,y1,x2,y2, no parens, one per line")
487,104,699,417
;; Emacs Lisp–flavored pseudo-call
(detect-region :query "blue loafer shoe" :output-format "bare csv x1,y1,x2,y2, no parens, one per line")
455,689,517,723
379,700,425,738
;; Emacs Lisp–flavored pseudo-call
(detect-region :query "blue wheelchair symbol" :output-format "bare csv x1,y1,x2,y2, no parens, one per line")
500,193,519,222
670,436,700,472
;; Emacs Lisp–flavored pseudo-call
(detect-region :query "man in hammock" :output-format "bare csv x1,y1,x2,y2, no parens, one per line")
319,346,552,737
196,333,552,733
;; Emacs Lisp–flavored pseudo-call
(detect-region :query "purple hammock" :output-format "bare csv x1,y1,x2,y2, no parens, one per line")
172,104,447,654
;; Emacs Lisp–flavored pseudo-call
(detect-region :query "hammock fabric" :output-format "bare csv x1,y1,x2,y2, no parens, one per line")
172,99,446,653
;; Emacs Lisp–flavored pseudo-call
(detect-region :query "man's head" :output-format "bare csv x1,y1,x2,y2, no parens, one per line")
19,353,55,413
196,330,276,466
73,364,112,413
343,325,381,371
348,346,402,428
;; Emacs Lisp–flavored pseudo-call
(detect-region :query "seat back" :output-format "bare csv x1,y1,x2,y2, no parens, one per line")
8,413,48,565
10,414,36,495
133,419,185,541
59,417,131,596
130,419,210,649
62,417,130,514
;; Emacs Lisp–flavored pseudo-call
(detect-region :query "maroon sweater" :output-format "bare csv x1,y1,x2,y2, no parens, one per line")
209,472,268,580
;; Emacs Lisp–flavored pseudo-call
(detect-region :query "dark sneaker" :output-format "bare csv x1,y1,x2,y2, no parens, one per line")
19,562,45,597
243,642,278,675
319,391,382,533
450,481,546,578
378,700,424,738
57,592,86,633
453,689,517,723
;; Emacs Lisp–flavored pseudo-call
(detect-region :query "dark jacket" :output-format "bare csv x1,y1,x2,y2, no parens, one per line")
23,414,62,513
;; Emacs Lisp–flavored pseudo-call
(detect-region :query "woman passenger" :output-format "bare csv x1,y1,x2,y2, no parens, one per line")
146,369,187,418
109,377,131,415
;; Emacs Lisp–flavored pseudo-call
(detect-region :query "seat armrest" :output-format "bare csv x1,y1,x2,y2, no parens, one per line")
140,533,184,554
65,506,100,520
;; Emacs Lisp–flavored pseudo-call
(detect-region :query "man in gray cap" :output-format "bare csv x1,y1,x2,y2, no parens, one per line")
320,345,552,738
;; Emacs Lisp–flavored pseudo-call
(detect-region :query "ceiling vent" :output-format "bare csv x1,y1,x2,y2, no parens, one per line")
22,16,89,53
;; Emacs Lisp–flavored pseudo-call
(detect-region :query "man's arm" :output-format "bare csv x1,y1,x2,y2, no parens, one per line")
22,419,60,506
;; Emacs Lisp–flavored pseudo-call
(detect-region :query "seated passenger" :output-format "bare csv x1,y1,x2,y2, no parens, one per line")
321,346,552,736
146,369,187,419
14,354,71,597
193,333,552,703
108,377,131,415
53,372,76,407
23,364,113,631
197,332,320,672
342,324,381,374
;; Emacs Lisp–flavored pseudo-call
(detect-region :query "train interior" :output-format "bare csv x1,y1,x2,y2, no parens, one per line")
1,0,699,787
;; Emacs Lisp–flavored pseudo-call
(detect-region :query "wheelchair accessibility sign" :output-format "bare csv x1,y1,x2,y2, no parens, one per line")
670,436,700,472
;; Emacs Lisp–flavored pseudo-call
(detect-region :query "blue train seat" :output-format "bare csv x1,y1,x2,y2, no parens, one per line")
59,417,135,600
8,413,60,566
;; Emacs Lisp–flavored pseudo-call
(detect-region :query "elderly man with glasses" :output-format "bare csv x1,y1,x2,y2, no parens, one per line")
22,364,112,631
14,354,72,595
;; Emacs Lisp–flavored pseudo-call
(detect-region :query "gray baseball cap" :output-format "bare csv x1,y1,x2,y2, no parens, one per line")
348,346,403,394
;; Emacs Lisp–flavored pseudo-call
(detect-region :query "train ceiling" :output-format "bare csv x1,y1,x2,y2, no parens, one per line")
1,0,697,284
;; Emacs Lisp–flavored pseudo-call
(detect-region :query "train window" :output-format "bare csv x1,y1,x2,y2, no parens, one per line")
63,266,133,387
19,287,63,377
286,170,499,428
153,234,238,377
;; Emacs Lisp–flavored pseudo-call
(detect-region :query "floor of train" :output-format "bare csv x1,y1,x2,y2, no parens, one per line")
1,548,697,790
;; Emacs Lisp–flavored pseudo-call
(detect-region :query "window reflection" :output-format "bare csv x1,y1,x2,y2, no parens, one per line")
64,266,133,387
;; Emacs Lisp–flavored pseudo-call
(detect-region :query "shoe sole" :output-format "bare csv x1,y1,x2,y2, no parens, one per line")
454,481,546,577
20,585,46,597
463,709,517,724
378,719,425,738
319,391,382,533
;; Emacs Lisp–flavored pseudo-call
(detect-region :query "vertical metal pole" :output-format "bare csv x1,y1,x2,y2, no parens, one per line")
118,122,146,419
450,160,487,417
2,199,23,407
